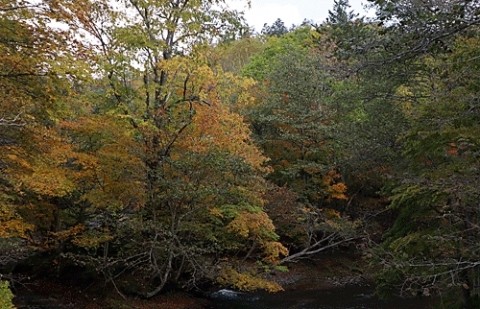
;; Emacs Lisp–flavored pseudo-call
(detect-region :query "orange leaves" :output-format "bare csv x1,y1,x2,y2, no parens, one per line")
2,126,82,198
156,56,270,173
446,142,458,156
158,57,284,266
329,183,348,200
5,152,32,170
177,95,270,173
323,169,348,201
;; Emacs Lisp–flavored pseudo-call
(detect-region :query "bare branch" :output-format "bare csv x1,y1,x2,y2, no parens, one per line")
0,113,25,127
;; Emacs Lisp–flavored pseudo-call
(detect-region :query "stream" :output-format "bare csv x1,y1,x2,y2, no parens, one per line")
13,283,435,308
210,285,434,309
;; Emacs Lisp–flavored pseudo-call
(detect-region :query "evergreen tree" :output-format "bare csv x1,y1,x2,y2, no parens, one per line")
261,18,289,37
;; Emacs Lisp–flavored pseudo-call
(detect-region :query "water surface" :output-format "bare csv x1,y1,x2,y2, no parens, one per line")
211,285,433,309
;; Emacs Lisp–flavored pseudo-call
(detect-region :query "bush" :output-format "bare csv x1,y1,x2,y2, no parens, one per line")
0,280,15,309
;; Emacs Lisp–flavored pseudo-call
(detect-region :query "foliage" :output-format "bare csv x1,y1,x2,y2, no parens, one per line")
3,0,480,305
373,33,480,302
0,0,286,299
207,37,264,74
246,43,349,206
0,280,14,309
240,20,361,261
217,268,283,292
261,18,289,37
242,26,315,80
327,0,357,25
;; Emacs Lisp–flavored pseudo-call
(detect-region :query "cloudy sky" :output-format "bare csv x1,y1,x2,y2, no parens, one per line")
227,0,375,32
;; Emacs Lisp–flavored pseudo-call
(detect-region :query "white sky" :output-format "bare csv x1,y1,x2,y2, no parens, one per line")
227,0,376,32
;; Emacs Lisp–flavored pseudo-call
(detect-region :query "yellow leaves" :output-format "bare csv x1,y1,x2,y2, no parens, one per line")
227,210,288,263
49,225,113,249
50,224,85,241
72,232,114,249
218,71,259,111
0,219,32,238
323,208,341,220
0,204,34,239
20,164,75,197
209,207,224,218
0,279,15,309
227,211,275,239
61,115,147,210
394,85,414,115
262,241,289,264
217,268,283,292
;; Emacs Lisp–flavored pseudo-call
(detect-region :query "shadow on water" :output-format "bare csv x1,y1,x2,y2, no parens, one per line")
210,285,434,309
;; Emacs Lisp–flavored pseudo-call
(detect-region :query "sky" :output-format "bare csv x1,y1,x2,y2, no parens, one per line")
227,0,375,32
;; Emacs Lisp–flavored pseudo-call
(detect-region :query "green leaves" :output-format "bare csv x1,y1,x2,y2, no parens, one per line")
0,281,14,309
242,26,314,80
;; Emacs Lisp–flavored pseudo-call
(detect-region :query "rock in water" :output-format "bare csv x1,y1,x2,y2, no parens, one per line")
211,289,244,300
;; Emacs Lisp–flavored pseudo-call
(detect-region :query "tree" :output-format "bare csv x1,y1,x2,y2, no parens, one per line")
238,25,362,261
261,18,288,37
327,0,357,25
0,0,288,300
374,32,480,307
315,0,480,305
242,25,314,80
0,0,88,265
40,0,288,297
366,0,480,61
57,59,287,297
207,37,264,74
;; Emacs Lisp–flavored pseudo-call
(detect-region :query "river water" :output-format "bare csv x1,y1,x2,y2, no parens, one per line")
210,285,434,309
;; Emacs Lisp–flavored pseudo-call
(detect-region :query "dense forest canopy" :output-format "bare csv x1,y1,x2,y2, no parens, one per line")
1,0,480,307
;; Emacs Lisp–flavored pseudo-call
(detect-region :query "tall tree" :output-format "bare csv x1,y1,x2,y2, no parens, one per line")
261,18,289,37
43,0,288,297
327,0,357,25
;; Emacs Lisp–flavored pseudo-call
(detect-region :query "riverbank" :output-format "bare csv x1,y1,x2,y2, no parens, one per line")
10,251,362,308
12,251,433,308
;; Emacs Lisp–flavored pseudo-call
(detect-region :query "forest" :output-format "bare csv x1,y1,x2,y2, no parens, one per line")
1,0,480,308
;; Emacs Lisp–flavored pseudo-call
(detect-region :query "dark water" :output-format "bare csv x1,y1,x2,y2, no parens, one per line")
211,285,434,309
